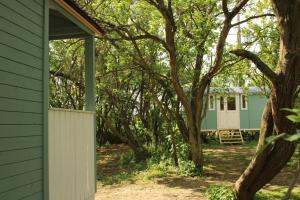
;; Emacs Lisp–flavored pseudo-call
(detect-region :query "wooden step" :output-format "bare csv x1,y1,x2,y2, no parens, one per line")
221,138,243,141
218,129,244,145
222,141,244,144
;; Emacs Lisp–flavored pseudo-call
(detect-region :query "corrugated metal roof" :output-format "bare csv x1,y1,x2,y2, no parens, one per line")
208,86,269,94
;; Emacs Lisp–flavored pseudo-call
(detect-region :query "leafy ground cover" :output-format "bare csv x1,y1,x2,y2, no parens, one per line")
95,143,300,200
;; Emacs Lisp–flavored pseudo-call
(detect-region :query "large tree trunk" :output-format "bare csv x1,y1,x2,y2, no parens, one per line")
235,94,297,200
234,1,300,199
188,126,203,171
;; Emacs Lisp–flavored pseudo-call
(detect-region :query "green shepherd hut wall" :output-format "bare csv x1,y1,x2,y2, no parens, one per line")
201,110,217,130
240,95,268,129
201,95,217,130
0,0,48,199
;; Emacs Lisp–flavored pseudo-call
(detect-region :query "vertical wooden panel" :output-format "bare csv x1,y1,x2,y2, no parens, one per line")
49,109,95,200
84,36,95,112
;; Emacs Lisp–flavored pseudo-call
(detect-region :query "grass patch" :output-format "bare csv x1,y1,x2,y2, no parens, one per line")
139,161,177,181
98,147,202,185
205,185,235,200
257,187,300,200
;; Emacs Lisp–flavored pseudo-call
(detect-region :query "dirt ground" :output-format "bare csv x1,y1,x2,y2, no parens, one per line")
95,144,300,200
95,181,206,200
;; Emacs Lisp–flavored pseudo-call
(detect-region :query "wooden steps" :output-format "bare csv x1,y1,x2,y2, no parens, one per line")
218,129,244,145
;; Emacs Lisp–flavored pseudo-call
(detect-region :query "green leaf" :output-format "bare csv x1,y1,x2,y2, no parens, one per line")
287,115,300,123
284,133,300,142
265,133,286,143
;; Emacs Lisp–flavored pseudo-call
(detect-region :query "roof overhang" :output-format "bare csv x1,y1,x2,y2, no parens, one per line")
49,0,105,40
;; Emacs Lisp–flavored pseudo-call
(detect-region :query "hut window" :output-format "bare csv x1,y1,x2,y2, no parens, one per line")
209,95,215,110
241,95,248,110
220,96,224,111
227,96,236,110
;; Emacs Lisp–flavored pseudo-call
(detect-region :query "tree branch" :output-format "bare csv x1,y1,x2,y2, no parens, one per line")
231,0,250,17
231,13,275,27
222,0,229,17
230,49,278,83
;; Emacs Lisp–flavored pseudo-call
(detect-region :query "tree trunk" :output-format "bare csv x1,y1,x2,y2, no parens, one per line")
234,1,300,198
188,124,203,172
169,125,179,167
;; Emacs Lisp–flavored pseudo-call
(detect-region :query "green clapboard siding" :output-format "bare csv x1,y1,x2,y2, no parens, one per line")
23,191,43,200
0,158,42,179
0,169,42,193
0,30,43,58
0,98,42,113
248,95,267,128
0,17,43,47
0,3,43,35
201,110,217,130
0,57,42,80
0,0,45,199
240,109,250,129
0,136,42,152
0,180,42,200
240,95,267,129
0,84,42,102
0,147,42,166
0,125,42,138
0,0,43,26
17,0,44,17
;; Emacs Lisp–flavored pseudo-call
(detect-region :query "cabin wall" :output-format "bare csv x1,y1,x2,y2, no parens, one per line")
201,96,217,130
0,0,47,199
248,95,267,129
201,93,267,131
240,95,267,129
201,111,217,130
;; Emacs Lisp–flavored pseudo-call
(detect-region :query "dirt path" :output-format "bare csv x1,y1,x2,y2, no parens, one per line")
95,144,300,200
96,181,206,200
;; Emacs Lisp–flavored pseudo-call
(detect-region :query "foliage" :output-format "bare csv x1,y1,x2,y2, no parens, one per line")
255,107,300,157
49,39,85,109
214,0,278,90
178,159,201,177
141,160,177,181
205,185,236,200
255,188,300,200
254,192,271,200
119,151,136,167
285,108,300,125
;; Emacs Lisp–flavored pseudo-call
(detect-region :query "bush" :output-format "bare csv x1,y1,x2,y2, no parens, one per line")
178,159,201,176
119,151,136,167
206,185,236,200
254,192,271,200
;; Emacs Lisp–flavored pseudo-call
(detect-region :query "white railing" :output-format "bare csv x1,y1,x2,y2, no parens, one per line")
48,108,95,200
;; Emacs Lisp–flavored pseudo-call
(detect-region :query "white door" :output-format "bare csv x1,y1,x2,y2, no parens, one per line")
217,95,240,129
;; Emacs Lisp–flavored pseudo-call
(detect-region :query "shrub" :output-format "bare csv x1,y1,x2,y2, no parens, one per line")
178,159,201,176
206,185,236,200
119,151,135,167
254,192,271,200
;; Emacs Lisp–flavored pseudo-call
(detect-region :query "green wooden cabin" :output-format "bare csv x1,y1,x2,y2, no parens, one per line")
0,0,104,199
201,87,268,132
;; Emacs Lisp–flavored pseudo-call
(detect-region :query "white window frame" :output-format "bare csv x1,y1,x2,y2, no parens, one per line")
241,94,248,110
208,95,215,110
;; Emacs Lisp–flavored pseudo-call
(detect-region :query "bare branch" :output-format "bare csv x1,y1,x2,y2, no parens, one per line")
231,13,275,27
230,49,278,83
